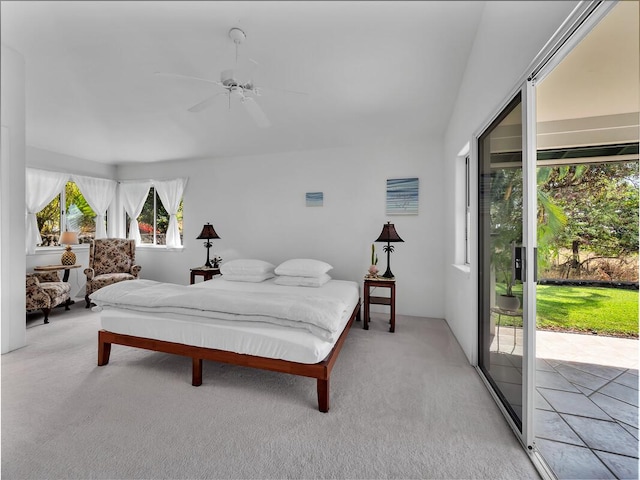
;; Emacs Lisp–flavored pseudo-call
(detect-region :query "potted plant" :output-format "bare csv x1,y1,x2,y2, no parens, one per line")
367,244,379,277
490,168,523,312
493,240,520,311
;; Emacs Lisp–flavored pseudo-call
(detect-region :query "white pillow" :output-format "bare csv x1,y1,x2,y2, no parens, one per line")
222,272,275,283
274,274,332,288
275,259,333,278
220,259,275,276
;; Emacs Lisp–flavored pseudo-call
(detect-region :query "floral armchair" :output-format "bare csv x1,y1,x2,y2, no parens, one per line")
84,238,142,308
26,271,71,323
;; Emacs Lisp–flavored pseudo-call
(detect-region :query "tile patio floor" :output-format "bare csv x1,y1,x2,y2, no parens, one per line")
491,325,638,479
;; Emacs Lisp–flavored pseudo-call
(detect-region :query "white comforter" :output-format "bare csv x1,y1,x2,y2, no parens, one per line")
90,279,349,341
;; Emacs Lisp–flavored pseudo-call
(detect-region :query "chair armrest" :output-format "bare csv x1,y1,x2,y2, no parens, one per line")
84,267,95,280
26,275,41,289
26,275,52,310
131,265,142,277
34,271,61,283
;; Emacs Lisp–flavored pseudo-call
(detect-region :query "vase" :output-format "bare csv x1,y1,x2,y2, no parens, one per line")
497,294,520,311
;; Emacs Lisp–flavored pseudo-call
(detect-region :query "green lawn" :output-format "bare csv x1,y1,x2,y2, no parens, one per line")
496,284,639,337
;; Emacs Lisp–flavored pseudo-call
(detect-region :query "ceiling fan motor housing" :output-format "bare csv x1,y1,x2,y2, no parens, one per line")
228,27,246,44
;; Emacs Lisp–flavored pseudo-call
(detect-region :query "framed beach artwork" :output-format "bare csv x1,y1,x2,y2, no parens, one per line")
306,192,323,207
386,177,419,215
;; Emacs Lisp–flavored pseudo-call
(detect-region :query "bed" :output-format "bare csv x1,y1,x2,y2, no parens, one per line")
91,277,361,412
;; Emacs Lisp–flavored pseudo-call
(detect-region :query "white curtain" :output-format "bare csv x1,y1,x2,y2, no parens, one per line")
155,178,187,248
120,181,151,246
25,168,69,254
73,175,117,239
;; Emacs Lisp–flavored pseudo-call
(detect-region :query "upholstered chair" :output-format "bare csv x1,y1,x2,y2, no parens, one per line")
84,238,142,308
26,271,71,323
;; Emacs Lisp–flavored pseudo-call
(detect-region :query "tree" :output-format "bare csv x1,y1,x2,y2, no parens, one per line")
540,162,638,255
65,182,95,232
36,194,61,235
538,161,639,278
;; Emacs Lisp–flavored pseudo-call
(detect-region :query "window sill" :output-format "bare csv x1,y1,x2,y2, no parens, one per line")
30,245,90,256
137,244,184,252
452,263,471,275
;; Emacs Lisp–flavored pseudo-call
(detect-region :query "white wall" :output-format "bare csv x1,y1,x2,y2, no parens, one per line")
442,1,579,362
26,146,117,179
1,45,27,353
118,139,445,318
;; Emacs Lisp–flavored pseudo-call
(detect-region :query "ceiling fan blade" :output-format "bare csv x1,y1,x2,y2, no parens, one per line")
155,72,222,87
188,93,226,113
241,97,271,128
257,85,308,96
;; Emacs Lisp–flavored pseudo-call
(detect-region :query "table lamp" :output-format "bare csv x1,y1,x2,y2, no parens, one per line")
59,231,79,265
196,223,220,268
375,222,404,278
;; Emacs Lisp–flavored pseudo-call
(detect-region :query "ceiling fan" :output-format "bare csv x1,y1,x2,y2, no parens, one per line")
156,27,304,128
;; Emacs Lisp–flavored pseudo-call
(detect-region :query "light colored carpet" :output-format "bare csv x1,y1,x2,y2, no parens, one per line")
3,302,539,479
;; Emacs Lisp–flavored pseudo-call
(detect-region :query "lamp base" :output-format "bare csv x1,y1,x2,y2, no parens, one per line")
381,266,395,279
203,242,213,268
61,247,76,266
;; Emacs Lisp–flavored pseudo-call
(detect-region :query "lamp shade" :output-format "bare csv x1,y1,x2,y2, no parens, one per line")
196,223,220,240
59,231,79,245
375,222,404,243
59,231,79,266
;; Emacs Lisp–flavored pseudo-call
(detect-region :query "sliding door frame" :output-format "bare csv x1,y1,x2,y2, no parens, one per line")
471,2,619,478
474,79,536,449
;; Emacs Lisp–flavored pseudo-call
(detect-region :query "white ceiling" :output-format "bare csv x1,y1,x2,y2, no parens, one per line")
536,0,638,123
2,1,636,165
0,1,486,164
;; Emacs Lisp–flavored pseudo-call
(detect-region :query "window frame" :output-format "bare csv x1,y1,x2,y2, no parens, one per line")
465,155,471,265
125,185,184,248
34,180,98,249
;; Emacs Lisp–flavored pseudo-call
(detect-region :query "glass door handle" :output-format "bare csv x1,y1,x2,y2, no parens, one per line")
513,245,525,282
513,246,538,282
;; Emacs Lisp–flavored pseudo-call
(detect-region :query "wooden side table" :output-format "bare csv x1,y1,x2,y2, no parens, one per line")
190,267,220,284
34,264,82,282
363,277,396,332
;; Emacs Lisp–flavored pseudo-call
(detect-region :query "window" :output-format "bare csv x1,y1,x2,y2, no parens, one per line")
126,187,183,246
465,155,471,265
36,181,97,246
454,145,472,267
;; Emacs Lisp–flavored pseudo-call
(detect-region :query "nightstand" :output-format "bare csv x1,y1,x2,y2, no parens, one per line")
190,267,220,284
363,277,396,332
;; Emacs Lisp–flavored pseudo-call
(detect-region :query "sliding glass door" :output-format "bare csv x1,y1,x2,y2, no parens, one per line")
478,90,536,436
475,3,628,475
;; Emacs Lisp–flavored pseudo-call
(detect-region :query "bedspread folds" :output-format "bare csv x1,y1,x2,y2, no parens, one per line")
90,279,348,341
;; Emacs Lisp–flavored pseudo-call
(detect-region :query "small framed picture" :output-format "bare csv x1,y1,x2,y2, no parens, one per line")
306,192,323,207
386,178,418,215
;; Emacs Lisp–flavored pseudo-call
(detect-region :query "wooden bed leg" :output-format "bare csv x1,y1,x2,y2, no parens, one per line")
98,337,111,366
317,378,329,413
192,358,203,386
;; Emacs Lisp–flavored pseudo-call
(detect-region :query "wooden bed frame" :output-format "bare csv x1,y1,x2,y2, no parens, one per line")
97,301,360,412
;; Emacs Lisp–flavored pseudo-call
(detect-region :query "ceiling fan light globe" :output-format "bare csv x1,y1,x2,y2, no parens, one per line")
221,69,236,83
228,28,246,44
